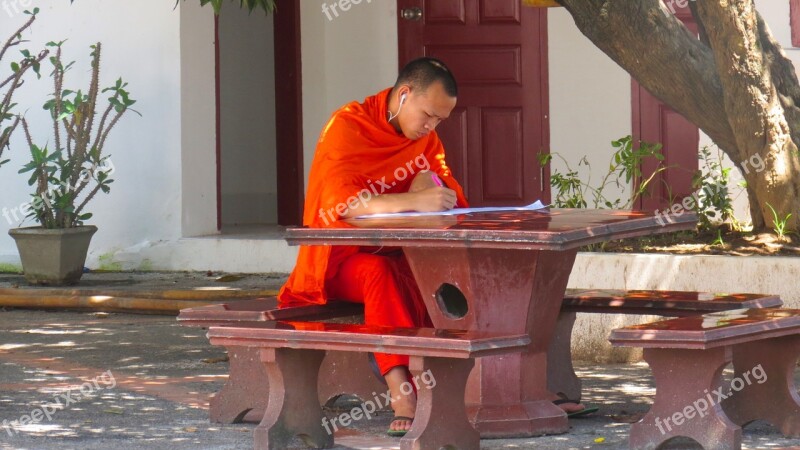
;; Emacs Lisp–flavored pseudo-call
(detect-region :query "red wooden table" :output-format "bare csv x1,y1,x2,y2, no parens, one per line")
286,208,697,437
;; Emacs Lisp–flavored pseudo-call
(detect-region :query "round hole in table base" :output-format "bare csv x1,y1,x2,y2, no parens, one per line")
435,283,469,319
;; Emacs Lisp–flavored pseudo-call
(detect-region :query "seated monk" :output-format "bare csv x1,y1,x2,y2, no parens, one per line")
278,57,586,436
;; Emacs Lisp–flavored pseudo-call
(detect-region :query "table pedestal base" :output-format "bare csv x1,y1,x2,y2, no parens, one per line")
404,247,578,438
467,400,567,437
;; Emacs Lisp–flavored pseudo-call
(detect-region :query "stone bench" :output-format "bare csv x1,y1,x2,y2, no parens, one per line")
548,290,782,402
178,298,377,423
609,308,800,450
179,290,782,424
207,321,530,450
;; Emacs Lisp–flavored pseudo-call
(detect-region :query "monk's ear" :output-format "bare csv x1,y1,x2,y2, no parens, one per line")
398,85,412,99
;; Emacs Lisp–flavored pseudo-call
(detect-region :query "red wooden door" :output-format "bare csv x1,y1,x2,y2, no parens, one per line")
634,4,699,211
398,0,550,206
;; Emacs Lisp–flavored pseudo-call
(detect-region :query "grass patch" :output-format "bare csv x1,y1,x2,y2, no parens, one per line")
0,263,22,274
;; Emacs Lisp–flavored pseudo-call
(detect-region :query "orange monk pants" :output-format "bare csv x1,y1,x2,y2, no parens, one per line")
326,249,432,375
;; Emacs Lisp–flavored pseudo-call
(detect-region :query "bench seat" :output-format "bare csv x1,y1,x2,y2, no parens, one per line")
208,321,530,450
561,289,781,315
609,308,800,450
177,298,364,325
549,290,782,402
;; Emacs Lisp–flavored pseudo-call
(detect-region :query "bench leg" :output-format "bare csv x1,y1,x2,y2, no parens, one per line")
631,347,741,450
209,348,386,424
402,356,480,450
254,348,333,450
722,335,800,436
318,352,389,408
547,311,582,402
210,346,268,423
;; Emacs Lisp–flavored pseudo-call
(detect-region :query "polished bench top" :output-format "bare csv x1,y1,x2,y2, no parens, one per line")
563,289,782,315
208,321,531,359
177,298,363,324
610,308,800,349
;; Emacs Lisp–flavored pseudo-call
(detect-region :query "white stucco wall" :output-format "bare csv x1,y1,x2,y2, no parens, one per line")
547,8,633,206
300,0,398,191
0,0,184,268
179,2,218,239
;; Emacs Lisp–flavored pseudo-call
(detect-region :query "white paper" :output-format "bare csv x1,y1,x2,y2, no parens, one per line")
354,200,548,219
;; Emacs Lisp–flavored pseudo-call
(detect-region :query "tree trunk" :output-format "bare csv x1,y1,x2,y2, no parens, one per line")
555,0,800,230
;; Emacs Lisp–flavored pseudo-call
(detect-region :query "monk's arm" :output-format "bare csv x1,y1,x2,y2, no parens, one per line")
341,186,456,219
408,170,442,193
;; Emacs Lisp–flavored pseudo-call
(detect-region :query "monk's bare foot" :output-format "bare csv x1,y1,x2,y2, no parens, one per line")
389,415,414,433
553,393,586,413
556,401,586,413
385,366,416,433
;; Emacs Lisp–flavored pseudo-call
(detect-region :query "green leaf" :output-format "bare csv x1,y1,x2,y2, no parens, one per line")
536,152,552,166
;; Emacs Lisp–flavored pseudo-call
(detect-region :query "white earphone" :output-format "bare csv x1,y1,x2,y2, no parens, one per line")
388,92,408,122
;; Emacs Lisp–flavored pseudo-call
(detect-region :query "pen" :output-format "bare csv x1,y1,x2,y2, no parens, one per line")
431,173,444,187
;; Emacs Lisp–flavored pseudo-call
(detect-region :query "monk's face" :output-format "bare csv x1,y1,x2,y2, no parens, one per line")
397,81,457,140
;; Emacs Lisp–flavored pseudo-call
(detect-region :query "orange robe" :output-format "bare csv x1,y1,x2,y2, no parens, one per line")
278,87,468,374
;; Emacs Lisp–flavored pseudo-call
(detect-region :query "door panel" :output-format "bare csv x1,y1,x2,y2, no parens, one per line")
398,0,550,206
434,107,469,192
482,108,523,200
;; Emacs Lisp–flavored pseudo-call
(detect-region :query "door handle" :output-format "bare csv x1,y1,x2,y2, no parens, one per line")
401,7,423,21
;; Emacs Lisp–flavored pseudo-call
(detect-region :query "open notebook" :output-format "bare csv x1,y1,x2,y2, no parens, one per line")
354,200,547,219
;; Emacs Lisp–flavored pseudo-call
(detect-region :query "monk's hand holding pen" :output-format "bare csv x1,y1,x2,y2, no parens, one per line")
411,185,457,212
405,171,456,211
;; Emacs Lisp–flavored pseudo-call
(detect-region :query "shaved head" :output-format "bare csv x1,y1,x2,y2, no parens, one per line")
394,57,458,98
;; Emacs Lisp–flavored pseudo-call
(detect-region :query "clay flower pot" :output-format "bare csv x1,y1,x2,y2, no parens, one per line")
8,225,97,285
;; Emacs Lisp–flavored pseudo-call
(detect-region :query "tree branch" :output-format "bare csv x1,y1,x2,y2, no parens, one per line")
557,0,739,159
0,14,35,63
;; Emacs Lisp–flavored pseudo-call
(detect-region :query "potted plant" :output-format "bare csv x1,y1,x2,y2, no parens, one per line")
8,40,137,285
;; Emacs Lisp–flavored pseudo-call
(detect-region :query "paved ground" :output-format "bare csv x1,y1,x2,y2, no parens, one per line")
0,271,287,293
1,272,800,449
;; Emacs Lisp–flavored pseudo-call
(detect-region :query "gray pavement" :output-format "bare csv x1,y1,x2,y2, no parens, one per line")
0,272,799,449
0,270,288,293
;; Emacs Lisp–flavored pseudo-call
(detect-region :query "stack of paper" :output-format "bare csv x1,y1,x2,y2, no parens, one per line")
355,200,547,219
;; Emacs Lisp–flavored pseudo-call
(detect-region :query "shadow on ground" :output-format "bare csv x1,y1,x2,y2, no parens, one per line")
0,307,798,449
